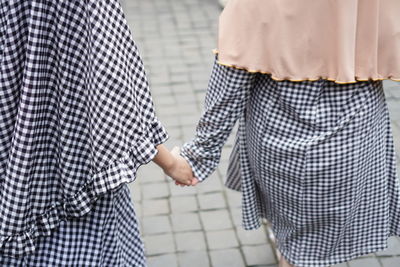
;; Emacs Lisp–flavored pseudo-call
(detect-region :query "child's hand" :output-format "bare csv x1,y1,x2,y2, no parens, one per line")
164,147,196,186
175,177,200,186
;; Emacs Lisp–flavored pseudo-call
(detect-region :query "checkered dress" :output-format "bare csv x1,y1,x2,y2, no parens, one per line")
0,0,166,263
0,185,146,266
181,60,400,267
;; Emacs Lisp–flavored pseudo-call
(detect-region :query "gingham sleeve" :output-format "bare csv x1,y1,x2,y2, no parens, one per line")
181,60,256,181
133,63,169,164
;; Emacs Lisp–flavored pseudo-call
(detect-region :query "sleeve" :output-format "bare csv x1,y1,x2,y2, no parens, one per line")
180,60,256,181
130,43,169,164
134,82,169,165
136,74,168,146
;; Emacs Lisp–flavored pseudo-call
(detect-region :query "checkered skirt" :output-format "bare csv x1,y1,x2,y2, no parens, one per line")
0,0,166,259
0,185,146,266
181,61,400,266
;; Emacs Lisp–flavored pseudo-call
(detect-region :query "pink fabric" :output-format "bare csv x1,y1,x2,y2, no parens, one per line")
217,0,400,83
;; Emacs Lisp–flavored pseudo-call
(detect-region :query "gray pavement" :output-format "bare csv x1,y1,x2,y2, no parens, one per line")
121,0,400,266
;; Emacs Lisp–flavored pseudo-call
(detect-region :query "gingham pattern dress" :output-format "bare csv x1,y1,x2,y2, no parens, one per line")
0,185,146,266
181,60,400,267
0,0,167,265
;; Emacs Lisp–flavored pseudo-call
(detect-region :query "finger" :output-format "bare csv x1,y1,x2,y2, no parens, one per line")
191,178,200,186
175,180,189,187
178,181,187,187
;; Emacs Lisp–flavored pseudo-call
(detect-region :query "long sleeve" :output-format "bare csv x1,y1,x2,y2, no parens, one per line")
131,56,169,164
181,60,256,181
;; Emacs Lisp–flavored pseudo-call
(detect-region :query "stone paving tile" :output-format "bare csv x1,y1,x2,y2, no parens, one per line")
134,201,143,219
122,0,400,266
178,251,210,267
198,192,227,210
348,257,382,267
175,232,207,252
242,244,276,266
137,162,166,184
142,216,172,235
380,257,400,267
170,213,202,232
142,182,170,199
130,181,142,202
147,254,179,267
142,199,170,216
205,229,239,250
169,195,199,213
145,233,176,255
376,237,400,256
225,190,243,209
230,208,245,227
196,173,224,194
236,227,268,246
169,181,198,197
391,124,400,157
210,249,246,267
200,210,234,231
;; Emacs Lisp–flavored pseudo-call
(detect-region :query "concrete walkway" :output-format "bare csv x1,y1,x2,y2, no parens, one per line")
121,0,400,266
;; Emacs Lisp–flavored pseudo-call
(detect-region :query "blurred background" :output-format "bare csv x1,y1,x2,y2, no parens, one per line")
120,0,400,266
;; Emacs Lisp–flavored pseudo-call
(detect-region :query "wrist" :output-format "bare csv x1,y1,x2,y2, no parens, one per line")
153,144,177,175
163,155,177,175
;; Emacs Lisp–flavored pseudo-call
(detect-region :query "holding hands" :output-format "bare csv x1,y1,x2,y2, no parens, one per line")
153,145,199,186
167,147,199,186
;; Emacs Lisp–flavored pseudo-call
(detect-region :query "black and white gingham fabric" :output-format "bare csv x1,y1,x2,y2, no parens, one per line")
181,60,400,266
0,185,146,266
0,0,167,258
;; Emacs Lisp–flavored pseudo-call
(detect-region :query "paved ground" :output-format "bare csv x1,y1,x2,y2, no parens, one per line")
121,0,400,266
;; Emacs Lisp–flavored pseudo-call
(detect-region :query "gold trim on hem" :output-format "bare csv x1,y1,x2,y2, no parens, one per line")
213,50,400,85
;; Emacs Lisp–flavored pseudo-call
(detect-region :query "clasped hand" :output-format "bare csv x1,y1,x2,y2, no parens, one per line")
164,147,199,186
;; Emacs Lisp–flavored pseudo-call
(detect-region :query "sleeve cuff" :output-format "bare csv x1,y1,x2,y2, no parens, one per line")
180,142,218,182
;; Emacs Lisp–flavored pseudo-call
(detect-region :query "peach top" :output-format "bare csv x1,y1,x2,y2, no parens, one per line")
217,0,400,84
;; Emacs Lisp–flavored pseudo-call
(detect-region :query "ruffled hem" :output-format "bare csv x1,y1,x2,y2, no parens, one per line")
213,50,400,85
0,135,168,258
